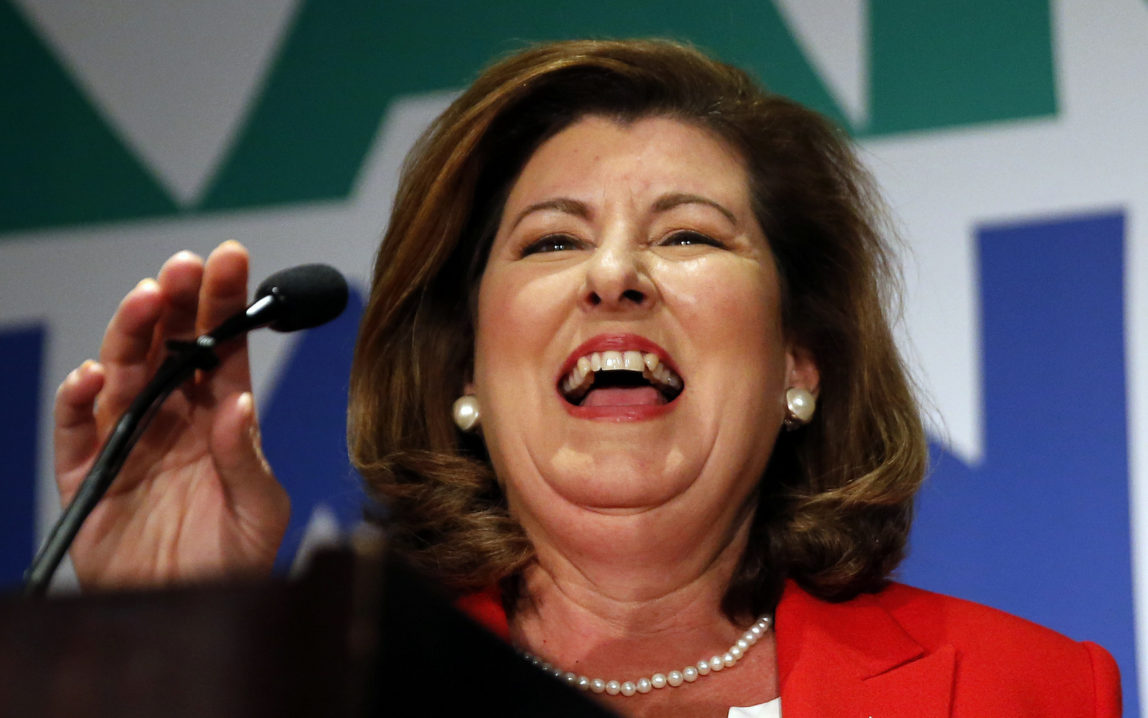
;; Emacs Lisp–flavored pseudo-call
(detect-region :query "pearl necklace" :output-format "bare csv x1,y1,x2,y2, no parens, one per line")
521,614,773,698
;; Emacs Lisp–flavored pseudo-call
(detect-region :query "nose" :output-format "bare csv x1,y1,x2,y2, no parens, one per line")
580,240,657,312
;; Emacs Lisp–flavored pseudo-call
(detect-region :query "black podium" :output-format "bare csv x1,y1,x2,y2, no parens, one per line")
0,547,615,717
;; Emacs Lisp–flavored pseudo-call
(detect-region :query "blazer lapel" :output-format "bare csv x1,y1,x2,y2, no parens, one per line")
775,582,955,718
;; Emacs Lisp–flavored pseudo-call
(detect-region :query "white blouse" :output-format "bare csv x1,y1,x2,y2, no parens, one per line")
728,697,781,717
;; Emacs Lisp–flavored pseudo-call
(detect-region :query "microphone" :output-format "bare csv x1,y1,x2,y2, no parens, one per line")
257,263,350,331
208,263,349,342
23,264,350,597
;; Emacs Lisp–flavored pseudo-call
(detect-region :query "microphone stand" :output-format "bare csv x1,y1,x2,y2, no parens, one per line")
22,296,278,597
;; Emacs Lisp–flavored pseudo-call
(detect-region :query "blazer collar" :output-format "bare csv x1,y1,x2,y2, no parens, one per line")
775,581,955,718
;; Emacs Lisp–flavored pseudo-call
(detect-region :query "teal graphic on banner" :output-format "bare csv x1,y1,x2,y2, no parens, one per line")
1,0,1057,233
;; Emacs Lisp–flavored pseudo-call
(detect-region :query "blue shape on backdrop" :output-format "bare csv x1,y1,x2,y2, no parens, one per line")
0,325,44,589
260,288,367,572
901,211,1137,715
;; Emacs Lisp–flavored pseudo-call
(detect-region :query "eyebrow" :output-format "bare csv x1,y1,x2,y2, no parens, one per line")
509,198,590,231
507,192,738,231
652,192,738,225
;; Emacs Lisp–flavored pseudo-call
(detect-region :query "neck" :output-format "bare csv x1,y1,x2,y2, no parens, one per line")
508,506,757,674
505,499,781,715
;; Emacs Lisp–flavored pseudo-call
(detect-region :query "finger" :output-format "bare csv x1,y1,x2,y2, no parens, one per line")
211,392,290,557
155,250,205,342
197,241,253,399
97,279,165,416
196,240,250,335
54,360,106,492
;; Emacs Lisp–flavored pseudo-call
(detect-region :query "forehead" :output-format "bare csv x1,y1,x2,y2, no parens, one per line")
503,115,751,209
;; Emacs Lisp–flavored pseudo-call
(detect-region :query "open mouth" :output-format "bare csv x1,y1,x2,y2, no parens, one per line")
558,350,684,407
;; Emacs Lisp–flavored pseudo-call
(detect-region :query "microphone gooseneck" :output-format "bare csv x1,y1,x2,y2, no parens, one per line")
23,264,349,597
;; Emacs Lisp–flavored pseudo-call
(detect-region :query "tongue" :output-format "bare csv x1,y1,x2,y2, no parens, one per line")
581,386,663,407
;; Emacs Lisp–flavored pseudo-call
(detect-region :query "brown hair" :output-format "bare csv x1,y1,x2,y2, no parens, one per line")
348,39,927,615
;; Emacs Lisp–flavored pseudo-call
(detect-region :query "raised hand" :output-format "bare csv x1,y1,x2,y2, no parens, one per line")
52,241,289,588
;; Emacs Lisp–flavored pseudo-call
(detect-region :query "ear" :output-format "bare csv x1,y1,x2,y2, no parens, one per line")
462,381,477,396
785,344,820,397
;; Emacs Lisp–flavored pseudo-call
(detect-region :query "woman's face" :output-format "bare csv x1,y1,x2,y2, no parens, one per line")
474,115,817,539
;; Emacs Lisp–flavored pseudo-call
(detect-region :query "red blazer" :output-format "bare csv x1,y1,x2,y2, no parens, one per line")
458,581,1122,716
774,581,1121,717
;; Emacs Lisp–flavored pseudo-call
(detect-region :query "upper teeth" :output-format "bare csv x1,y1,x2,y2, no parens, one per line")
560,350,683,401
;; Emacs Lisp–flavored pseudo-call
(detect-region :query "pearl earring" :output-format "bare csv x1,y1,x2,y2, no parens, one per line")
783,387,816,430
452,395,481,431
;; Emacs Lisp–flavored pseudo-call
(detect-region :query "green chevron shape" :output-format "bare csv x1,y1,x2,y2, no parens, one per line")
869,0,1056,134
1,0,1059,233
198,0,844,211
0,0,176,235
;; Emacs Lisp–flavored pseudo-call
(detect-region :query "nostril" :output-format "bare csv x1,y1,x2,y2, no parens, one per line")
583,287,646,308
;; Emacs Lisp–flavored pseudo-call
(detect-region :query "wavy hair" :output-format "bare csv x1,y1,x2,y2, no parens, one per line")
348,39,927,616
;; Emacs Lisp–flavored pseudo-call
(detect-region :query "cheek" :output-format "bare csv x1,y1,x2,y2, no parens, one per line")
667,260,785,357
668,261,790,443
474,267,571,386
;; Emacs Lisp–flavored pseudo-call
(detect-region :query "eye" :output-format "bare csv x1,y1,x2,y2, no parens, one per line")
519,233,585,257
660,230,724,248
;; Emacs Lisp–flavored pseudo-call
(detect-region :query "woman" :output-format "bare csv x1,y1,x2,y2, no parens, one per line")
54,40,1119,716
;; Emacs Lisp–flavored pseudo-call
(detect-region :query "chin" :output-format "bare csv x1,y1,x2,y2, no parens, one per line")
546,460,699,512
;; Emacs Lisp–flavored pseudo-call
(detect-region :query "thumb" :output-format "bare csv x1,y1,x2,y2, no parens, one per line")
211,392,290,537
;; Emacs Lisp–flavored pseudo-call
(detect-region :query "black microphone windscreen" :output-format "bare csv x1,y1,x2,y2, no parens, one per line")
255,264,349,332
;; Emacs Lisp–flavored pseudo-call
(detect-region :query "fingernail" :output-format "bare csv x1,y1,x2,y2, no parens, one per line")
85,361,106,384
136,278,159,293
165,250,201,267
238,392,263,444
237,391,254,420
